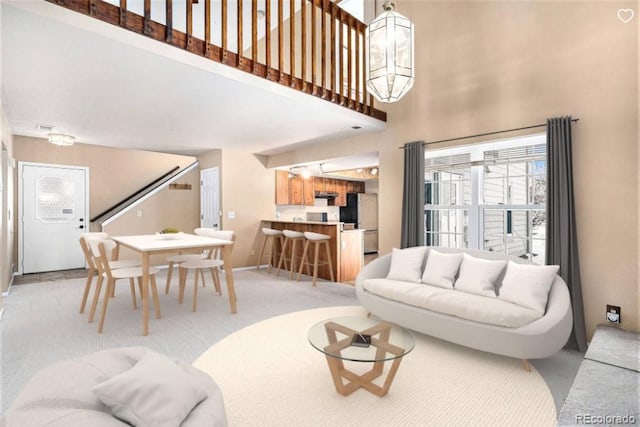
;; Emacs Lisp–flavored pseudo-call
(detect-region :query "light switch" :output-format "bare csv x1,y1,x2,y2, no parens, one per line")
227,211,236,219
137,210,143,217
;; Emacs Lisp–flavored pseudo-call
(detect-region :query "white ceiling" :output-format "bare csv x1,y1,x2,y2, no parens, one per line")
1,1,385,157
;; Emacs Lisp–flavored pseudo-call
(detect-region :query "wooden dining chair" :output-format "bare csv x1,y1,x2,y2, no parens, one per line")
88,240,162,333
78,233,139,315
164,228,216,295
178,230,235,312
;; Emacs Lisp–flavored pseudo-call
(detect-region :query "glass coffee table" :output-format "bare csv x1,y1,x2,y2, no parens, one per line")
308,316,415,397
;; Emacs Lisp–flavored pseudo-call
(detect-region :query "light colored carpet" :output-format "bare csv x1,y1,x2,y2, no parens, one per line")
194,306,557,427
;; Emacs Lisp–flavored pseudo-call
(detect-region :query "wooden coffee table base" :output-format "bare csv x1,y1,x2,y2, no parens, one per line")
323,321,407,397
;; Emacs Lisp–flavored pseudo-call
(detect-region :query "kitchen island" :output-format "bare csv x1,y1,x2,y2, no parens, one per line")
262,220,364,283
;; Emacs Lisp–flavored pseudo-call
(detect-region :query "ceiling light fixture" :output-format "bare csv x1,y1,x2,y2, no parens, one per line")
289,165,312,179
371,167,379,176
48,133,75,147
365,1,415,103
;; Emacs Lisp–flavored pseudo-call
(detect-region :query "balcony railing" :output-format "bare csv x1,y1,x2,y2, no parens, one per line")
46,0,387,121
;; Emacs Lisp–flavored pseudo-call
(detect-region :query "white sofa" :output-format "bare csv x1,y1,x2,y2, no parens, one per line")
356,247,573,363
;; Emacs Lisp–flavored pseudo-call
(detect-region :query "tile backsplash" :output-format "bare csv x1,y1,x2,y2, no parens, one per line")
276,199,340,221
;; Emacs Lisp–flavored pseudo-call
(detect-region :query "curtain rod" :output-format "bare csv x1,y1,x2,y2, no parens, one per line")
399,118,580,149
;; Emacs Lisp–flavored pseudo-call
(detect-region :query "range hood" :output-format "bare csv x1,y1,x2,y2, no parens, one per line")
315,191,339,199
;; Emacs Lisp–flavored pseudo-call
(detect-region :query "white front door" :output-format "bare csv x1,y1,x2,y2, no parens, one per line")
20,163,89,274
200,167,220,229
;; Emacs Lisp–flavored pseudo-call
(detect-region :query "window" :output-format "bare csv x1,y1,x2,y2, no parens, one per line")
424,134,547,264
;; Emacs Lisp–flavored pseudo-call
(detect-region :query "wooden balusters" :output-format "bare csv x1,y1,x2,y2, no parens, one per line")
355,23,360,111
290,0,295,86
166,0,173,43
278,0,284,81
204,0,211,55
311,0,316,93
338,9,343,105
50,0,385,121
321,0,326,97
330,4,336,101
301,0,307,91
143,0,151,34
119,0,127,28
186,0,193,49
347,17,352,108
222,0,228,63
237,0,243,66
252,0,258,73
265,0,272,79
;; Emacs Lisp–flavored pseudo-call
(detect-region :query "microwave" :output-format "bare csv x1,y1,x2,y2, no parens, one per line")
306,212,328,222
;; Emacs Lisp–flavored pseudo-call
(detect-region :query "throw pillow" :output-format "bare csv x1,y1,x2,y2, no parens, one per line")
92,352,208,427
454,254,506,298
498,261,560,314
421,250,464,289
386,247,427,283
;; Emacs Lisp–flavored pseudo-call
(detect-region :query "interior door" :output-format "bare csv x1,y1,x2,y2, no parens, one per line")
20,163,88,273
200,167,220,229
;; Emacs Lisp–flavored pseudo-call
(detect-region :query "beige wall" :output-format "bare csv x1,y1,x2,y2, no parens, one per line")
103,168,200,265
1,104,15,297
12,137,200,268
12,136,197,221
268,1,639,337
217,150,275,268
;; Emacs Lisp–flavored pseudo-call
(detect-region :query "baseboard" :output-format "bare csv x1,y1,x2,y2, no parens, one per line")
2,273,16,297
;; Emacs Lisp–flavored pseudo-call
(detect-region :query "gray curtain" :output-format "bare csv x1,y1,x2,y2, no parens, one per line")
546,116,587,352
401,141,425,248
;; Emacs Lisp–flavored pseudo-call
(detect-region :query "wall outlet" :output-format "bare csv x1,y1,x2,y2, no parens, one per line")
137,210,143,218
227,211,235,219
606,305,621,323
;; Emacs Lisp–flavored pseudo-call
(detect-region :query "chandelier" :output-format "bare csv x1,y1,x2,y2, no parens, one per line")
365,1,415,103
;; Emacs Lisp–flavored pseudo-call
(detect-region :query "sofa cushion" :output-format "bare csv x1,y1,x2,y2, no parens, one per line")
498,261,560,314
363,279,542,328
454,254,506,298
421,250,463,289
93,352,209,427
363,278,447,306
419,287,543,328
386,247,427,283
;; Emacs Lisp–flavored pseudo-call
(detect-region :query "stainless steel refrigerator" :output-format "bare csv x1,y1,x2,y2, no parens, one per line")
340,193,378,253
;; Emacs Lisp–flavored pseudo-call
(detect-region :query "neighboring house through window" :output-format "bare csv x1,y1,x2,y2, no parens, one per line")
424,133,547,264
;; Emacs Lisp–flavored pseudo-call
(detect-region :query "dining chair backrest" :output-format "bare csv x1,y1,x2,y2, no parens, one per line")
79,233,111,269
192,229,235,259
88,239,118,275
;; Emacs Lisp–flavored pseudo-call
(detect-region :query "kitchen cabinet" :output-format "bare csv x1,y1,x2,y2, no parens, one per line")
289,175,304,205
334,180,347,206
313,177,326,193
276,170,289,205
325,178,336,192
276,173,366,205
302,178,315,205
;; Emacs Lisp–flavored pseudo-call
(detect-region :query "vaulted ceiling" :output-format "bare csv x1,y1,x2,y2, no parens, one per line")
1,1,385,157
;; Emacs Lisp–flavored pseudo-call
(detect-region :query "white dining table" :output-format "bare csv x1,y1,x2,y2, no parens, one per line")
111,233,237,336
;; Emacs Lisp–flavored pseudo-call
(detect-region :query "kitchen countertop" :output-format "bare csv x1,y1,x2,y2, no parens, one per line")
263,219,344,226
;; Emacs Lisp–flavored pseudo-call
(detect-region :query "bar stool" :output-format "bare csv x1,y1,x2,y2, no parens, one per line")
297,232,335,287
276,230,308,279
256,228,284,272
